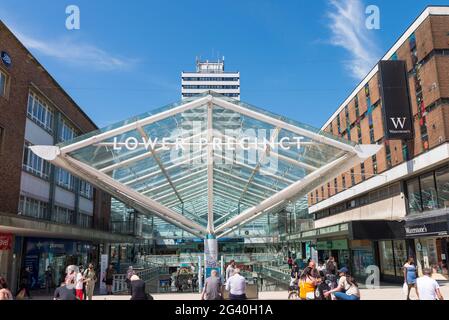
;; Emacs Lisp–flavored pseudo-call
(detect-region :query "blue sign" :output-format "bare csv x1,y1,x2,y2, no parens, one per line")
1,51,11,67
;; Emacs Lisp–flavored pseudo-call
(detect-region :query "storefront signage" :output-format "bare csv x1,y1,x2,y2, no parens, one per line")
379,60,413,140
316,239,348,251
405,221,448,238
0,233,12,250
1,51,11,67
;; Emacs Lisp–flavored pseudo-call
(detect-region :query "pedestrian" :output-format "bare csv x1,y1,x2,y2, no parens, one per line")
287,256,293,269
325,256,338,276
75,268,84,300
83,263,97,300
403,256,418,300
104,264,116,295
225,268,246,300
16,267,32,299
0,277,13,300
53,281,77,300
130,275,153,300
125,266,134,294
79,266,87,300
324,267,360,300
225,260,236,282
201,270,223,300
317,261,326,273
45,266,53,293
416,268,444,300
299,266,318,300
190,263,196,274
290,262,300,286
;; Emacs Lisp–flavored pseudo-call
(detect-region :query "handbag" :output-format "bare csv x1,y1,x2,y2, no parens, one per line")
16,288,26,300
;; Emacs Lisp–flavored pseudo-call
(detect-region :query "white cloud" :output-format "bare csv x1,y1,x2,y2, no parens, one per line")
326,0,381,79
11,28,136,71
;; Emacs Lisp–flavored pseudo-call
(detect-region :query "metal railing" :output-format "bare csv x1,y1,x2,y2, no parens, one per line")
112,266,160,294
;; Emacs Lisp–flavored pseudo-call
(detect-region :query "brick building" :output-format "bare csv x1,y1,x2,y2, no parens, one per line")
0,20,136,292
282,6,449,282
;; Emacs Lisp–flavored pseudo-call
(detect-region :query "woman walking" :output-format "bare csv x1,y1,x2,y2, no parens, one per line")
403,257,419,300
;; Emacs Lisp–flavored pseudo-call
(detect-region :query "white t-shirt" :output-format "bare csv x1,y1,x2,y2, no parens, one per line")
225,274,246,295
75,273,84,290
416,276,439,300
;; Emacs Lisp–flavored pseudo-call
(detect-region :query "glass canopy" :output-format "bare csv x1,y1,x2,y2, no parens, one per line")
32,92,379,239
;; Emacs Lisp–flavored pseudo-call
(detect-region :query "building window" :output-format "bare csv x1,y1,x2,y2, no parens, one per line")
385,143,392,168
0,126,4,154
77,212,93,228
59,118,76,142
436,166,449,209
52,206,74,225
406,177,422,214
23,141,50,179
337,116,341,134
27,92,54,132
355,97,360,118
402,143,409,161
56,167,75,191
420,172,438,211
342,175,346,189
0,69,7,97
321,186,325,199
334,178,338,193
361,163,365,181
350,168,355,186
372,155,378,175
79,180,93,199
357,125,362,144
327,183,331,196
19,195,48,219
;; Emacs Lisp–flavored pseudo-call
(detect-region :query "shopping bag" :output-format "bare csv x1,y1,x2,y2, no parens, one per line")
402,282,408,298
16,288,26,300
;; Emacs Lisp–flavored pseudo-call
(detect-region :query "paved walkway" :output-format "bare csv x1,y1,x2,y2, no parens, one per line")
89,283,449,300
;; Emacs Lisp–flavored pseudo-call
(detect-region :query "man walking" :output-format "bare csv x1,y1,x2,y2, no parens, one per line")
225,268,246,300
201,270,223,300
416,268,444,300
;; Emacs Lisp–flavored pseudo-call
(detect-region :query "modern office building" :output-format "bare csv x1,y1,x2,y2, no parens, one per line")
0,20,137,292
181,58,240,100
292,6,449,282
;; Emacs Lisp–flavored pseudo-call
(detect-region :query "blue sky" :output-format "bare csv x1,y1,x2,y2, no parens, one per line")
0,0,447,128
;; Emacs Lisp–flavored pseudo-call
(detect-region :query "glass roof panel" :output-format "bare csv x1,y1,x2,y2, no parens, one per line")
59,93,359,238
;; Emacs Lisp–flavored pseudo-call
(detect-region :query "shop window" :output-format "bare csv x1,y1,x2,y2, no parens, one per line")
420,172,438,211
436,166,449,208
406,177,422,214
393,241,408,276
379,241,395,276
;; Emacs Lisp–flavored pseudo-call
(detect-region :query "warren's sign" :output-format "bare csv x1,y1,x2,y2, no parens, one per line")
378,60,413,140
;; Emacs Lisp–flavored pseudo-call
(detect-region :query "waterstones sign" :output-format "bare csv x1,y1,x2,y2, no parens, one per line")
405,222,448,238
379,60,413,140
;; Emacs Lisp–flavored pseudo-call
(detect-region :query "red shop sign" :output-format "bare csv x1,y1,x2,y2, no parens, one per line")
0,233,13,250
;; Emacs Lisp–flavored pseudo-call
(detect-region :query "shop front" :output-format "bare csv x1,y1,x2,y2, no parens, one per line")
405,216,449,280
22,237,98,290
295,220,405,282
